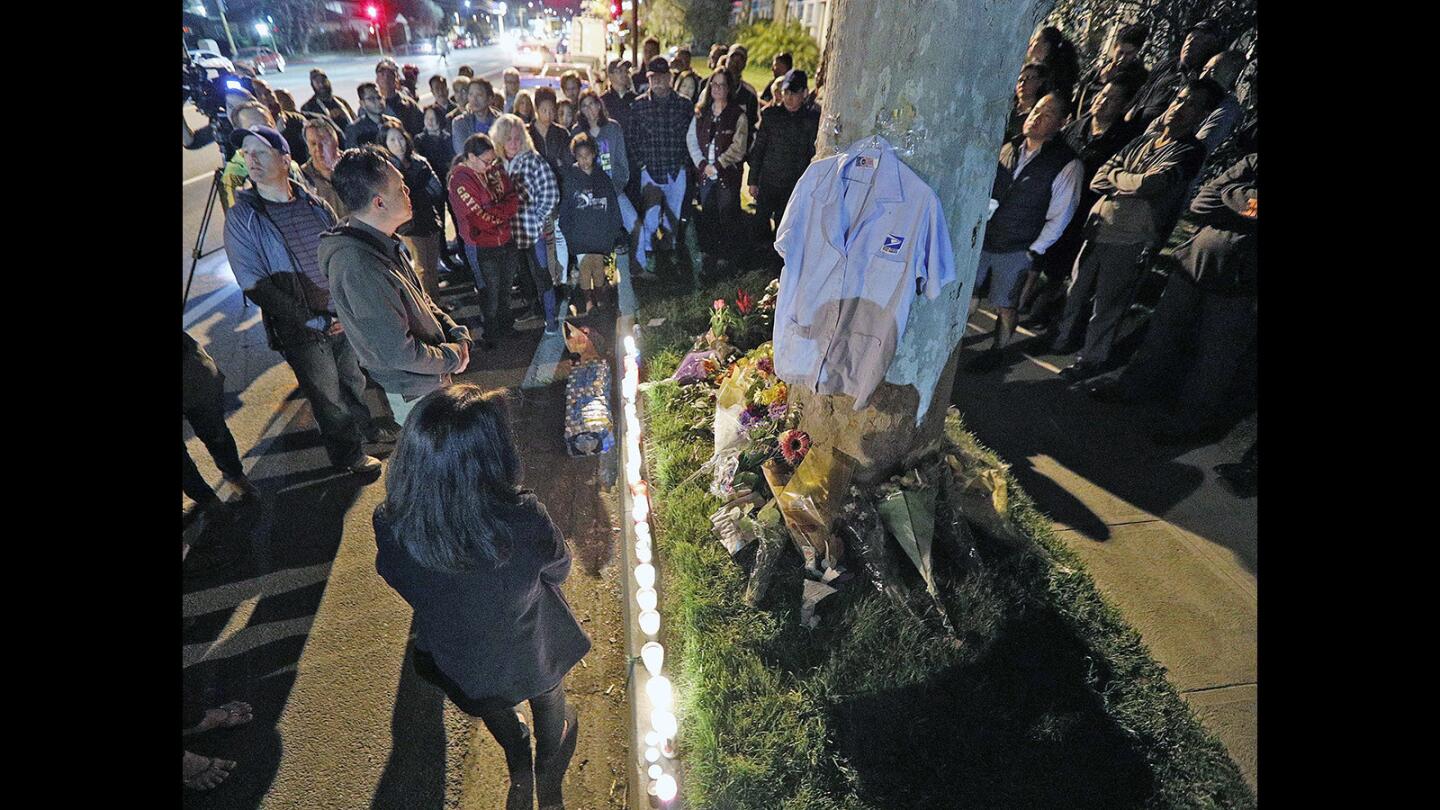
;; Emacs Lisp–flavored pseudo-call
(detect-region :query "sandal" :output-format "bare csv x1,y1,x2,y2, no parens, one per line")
185,701,254,735
183,751,236,790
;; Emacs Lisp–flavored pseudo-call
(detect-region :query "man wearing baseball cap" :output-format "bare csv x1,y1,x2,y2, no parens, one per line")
747,69,821,250
627,56,694,278
601,58,636,134
223,125,390,477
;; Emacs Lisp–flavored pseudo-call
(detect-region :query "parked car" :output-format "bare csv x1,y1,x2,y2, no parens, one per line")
187,49,234,76
514,39,557,71
234,46,285,75
518,63,597,94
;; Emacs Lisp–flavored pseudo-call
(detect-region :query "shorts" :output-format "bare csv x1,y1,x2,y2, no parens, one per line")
578,254,609,290
974,249,1033,309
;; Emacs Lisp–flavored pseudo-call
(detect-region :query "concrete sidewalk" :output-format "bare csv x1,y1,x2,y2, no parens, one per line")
953,309,1257,793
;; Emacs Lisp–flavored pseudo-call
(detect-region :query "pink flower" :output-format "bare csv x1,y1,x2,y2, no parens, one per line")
778,429,811,466
713,298,726,311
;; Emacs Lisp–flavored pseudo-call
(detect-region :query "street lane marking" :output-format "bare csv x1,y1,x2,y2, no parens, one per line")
184,563,334,618
183,172,216,187
522,326,568,389
183,282,239,329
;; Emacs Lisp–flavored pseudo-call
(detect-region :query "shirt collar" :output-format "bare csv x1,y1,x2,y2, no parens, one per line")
348,217,399,246
815,135,904,204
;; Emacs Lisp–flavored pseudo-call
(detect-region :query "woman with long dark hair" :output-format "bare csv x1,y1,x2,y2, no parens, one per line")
375,384,589,810
686,68,749,274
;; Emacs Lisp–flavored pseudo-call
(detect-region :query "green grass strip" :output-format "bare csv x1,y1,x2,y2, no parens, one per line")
637,271,1255,809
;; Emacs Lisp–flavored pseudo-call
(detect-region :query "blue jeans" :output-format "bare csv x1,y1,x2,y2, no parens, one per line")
638,168,686,270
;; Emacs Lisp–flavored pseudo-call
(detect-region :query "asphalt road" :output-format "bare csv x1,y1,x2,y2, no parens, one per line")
181,43,633,809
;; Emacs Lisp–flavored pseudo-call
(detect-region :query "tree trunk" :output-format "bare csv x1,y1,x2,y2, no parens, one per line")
792,0,1050,485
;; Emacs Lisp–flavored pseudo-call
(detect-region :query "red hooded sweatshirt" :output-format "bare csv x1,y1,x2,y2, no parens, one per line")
448,162,520,248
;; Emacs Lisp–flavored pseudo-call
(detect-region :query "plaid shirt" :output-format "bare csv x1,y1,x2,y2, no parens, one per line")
506,150,559,249
627,90,694,184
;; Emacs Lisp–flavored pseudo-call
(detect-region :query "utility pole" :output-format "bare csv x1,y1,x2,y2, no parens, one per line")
215,0,238,56
630,0,638,68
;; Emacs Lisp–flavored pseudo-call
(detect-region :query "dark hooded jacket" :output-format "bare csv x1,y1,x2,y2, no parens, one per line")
318,220,470,399
558,162,624,256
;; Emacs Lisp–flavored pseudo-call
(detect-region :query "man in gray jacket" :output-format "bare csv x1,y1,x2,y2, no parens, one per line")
321,145,472,426
223,126,386,476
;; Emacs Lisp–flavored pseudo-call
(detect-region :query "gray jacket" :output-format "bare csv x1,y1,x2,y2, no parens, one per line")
223,181,337,351
319,220,471,398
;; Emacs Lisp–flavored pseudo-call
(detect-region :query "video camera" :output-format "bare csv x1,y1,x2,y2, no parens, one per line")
182,46,254,159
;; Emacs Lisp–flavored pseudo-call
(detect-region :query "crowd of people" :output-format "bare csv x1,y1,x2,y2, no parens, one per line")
970,19,1257,458
182,18,1258,793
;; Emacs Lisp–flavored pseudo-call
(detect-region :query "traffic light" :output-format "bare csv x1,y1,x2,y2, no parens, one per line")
365,3,379,21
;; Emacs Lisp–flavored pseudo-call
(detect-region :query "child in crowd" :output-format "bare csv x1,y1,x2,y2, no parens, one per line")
558,133,624,315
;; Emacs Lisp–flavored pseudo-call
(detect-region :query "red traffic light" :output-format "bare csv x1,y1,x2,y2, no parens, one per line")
365,4,379,20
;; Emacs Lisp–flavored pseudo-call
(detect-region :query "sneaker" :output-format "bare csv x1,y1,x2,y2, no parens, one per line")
222,473,261,501
337,455,383,476
1057,361,1100,382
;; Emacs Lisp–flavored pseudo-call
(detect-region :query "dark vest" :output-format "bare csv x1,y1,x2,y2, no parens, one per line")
985,137,1078,253
695,103,744,183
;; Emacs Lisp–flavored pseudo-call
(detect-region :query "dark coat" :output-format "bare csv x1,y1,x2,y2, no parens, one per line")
747,100,820,190
395,153,446,238
373,493,592,705
1175,154,1257,295
415,131,455,188
558,163,624,255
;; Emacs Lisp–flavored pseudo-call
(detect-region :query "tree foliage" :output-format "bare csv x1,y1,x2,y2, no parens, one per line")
633,0,733,51
735,19,820,76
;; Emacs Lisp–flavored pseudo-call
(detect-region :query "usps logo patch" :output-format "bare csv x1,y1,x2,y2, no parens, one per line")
881,234,905,255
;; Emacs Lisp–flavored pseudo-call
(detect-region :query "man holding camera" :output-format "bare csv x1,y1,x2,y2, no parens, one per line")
223,125,388,476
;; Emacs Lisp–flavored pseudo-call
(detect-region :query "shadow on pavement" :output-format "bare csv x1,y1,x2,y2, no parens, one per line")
951,359,1255,572
182,467,371,809
371,635,449,810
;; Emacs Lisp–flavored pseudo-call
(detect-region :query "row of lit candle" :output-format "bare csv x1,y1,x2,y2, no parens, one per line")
622,331,679,804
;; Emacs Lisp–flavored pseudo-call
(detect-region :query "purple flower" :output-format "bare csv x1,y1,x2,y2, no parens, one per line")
768,401,788,421
738,404,767,428
756,357,775,375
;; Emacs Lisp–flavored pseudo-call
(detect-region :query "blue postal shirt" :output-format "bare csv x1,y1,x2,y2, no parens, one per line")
772,136,956,410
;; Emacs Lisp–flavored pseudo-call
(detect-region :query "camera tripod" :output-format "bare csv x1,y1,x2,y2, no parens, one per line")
182,166,239,314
